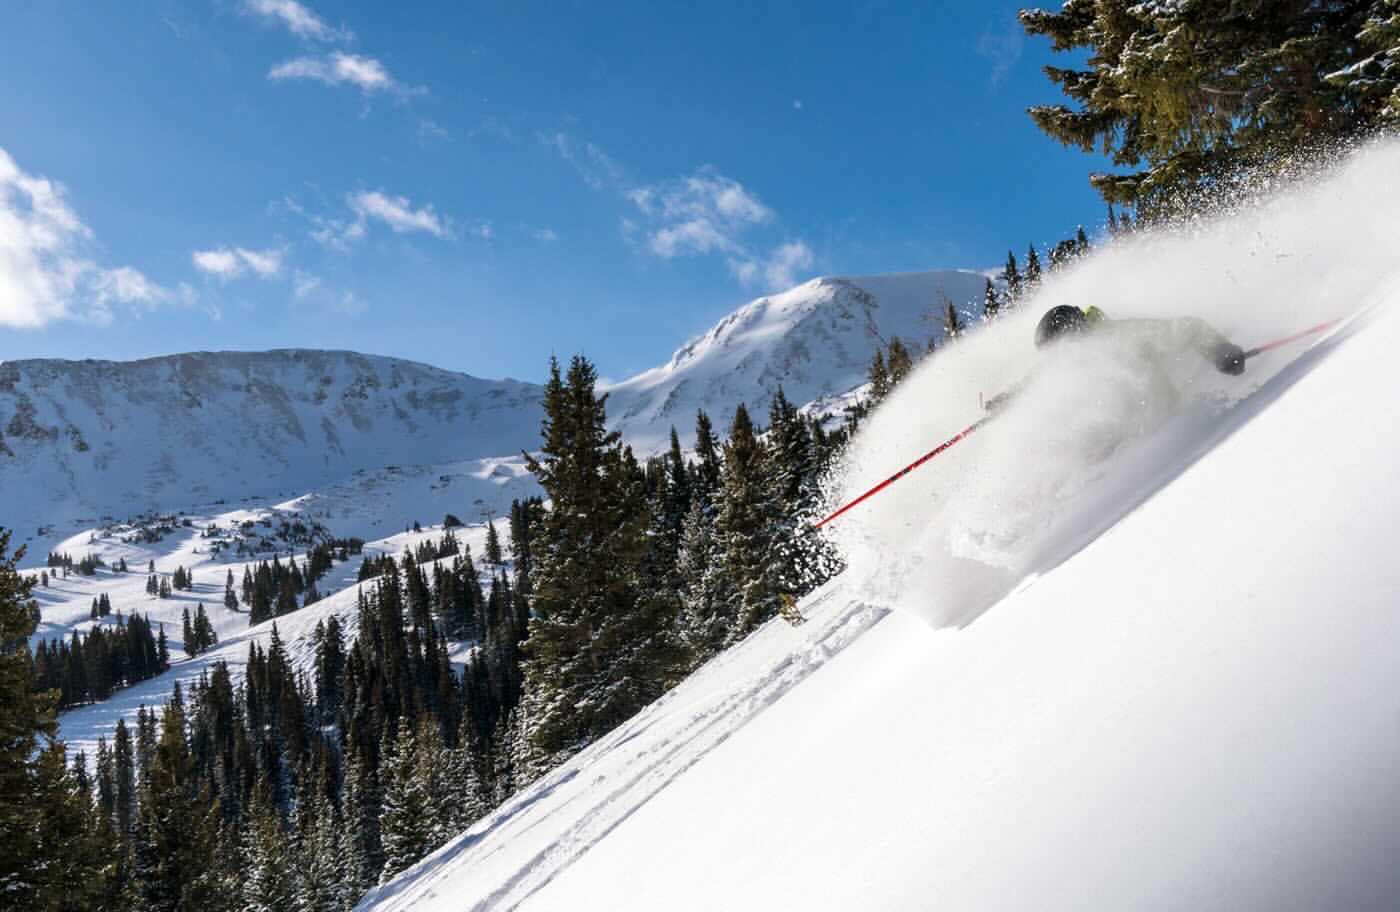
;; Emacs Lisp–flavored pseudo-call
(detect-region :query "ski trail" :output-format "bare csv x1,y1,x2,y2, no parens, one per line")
356,582,888,912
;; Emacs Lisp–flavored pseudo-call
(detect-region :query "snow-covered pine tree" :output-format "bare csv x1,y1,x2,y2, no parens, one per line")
717,403,782,642
378,719,432,883
1002,250,1022,307
519,355,675,761
983,277,1001,321
676,498,726,667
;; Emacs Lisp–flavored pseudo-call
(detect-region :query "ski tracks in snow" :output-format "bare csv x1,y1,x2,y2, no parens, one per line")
358,583,889,912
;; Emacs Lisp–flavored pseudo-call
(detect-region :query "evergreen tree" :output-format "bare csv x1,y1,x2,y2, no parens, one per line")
983,277,1001,321
867,349,891,403
520,356,675,760
378,719,433,883
484,521,504,567
716,404,781,641
943,297,965,342
1024,246,1042,291
692,409,723,505
886,337,915,388
1002,250,1022,307
0,529,65,907
1021,1,1387,208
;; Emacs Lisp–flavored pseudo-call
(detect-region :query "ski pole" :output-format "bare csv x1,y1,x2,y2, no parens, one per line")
812,414,994,530
1243,319,1339,360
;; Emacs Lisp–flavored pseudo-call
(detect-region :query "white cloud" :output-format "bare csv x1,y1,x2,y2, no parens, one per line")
977,18,1025,88
292,270,321,299
269,52,420,96
244,0,350,42
293,190,453,249
532,228,559,242
629,168,775,260
539,132,626,191
731,241,815,290
191,246,283,280
0,147,180,328
348,190,449,237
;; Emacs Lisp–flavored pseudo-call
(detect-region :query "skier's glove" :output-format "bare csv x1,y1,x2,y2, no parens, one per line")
1212,342,1246,376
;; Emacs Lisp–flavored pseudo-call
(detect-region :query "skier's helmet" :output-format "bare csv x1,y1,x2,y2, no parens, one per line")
1035,304,1090,347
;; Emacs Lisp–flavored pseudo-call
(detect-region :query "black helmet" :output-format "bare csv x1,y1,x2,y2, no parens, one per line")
1035,305,1090,347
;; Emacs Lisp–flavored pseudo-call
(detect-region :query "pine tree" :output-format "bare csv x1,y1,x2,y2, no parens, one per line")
520,356,675,760
867,349,891,403
943,297,965,342
1021,1,1385,208
1024,246,1042,292
716,403,781,641
886,337,915,388
484,521,504,567
241,785,295,912
1002,250,1022,307
692,409,723,505
982,277,1001,321
0,529,65,907
182,607,196,658
676,499,724,666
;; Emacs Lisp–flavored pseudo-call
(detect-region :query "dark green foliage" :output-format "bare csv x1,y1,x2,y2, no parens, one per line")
1021,0,1394,208
31,613,168,708
519,356,682,761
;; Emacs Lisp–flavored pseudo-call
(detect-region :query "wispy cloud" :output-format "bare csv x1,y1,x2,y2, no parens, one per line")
977,18,1025,88
532,228,559,242
0,147,185,328
538,131,627,191
269,52,421,97
729,241,815,290
292,270,322,299
627,168,813,289
244,0,351,42
417,119,449,144
287,189,454,250
191,246,283,280
348,190,450,237
544,132,816,291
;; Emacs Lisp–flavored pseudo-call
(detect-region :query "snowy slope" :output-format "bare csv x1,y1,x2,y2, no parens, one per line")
605,270,987,451
47,511,510,761
361,143,1400,911
0,350,543,550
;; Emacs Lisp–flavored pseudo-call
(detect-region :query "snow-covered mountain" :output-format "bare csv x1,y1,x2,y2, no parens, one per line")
358,143,1400,911
606,270,988,451
0,350,544,544
1,271,988,550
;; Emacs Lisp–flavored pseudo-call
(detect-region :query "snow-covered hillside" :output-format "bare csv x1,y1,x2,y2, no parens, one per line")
360,143,1400,911
606,270,987,451
2,271,984,553
0,350,544,549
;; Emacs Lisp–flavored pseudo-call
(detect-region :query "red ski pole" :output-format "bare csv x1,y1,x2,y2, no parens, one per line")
812,414,994,530
1243,319,1339,360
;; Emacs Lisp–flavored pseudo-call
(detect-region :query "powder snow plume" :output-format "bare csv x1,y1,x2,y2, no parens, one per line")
825,139,1400,629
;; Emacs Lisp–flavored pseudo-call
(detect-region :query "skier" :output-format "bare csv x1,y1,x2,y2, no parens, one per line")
1034,304,1246,373
986,305,1247,412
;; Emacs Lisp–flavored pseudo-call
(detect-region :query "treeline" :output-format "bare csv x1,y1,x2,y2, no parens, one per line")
31,613,169,709
44,551,126,578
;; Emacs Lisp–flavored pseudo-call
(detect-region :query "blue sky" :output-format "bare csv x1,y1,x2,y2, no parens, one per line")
0,1,1108,382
